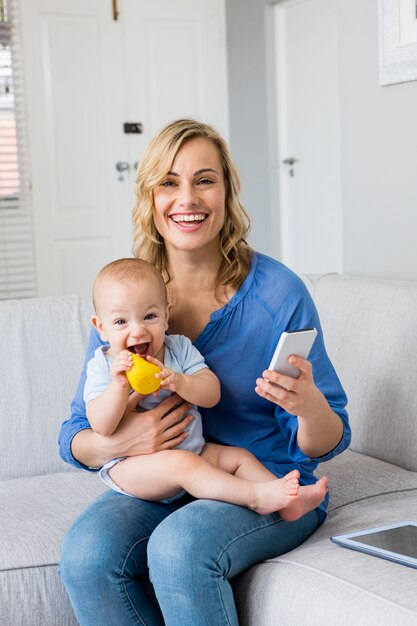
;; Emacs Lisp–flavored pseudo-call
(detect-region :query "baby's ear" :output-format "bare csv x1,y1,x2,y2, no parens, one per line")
91,315,107,341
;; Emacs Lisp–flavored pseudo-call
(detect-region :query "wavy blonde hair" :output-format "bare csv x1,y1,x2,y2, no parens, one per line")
132,118,252,291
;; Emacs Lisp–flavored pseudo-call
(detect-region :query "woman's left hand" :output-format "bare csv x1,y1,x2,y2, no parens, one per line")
255,355,321,418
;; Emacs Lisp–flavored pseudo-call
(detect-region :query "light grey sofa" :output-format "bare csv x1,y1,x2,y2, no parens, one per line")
1,273,417,625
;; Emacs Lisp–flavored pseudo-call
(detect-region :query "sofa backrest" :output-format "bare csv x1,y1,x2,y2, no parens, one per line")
1,272,416,480
308,273,417,472
0,294,93,480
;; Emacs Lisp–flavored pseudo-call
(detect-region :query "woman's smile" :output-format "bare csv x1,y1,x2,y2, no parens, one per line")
169,212,209,230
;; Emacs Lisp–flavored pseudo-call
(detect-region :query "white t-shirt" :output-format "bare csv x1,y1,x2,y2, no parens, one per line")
84,334,207,454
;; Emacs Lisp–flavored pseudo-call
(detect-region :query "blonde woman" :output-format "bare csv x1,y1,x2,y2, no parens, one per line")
59,119,350,626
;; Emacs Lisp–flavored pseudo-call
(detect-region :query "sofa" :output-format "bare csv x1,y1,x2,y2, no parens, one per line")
1,272,417,626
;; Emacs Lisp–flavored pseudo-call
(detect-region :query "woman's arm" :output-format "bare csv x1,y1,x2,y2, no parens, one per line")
72,392,195,468
58,327,103,469
255,355,344,458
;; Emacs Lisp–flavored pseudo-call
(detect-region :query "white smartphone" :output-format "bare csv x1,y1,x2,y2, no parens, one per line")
268,328,318,378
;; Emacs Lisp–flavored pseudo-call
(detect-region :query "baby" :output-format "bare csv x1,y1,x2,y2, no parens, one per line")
84,258,327,518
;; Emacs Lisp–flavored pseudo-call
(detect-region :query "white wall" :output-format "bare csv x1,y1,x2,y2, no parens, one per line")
339,0,417,280
225,0,277,257
227,0,417,281
17,0,417,282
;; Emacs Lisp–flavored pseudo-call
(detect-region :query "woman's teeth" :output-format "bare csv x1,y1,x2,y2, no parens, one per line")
171,214,206,223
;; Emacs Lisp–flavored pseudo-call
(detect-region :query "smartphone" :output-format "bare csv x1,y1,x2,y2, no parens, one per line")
268,328,318,378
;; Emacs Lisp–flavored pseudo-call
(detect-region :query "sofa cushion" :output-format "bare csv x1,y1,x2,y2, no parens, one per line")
241,491,417,623
0,471,107,571
0,567,78,626
0,471,106,625
0,294,92,481
311,273,417,472
315,449,417,512
235,539,417,626
235,452,417,625
3,451,416,626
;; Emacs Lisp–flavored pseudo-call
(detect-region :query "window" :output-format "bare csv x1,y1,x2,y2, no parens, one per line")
0,0,36,299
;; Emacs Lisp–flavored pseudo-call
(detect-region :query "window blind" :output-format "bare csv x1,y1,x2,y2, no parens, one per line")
0,0,36,300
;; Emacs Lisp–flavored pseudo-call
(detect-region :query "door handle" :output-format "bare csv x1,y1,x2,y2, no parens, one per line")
116,161,129,172
282,157,298,177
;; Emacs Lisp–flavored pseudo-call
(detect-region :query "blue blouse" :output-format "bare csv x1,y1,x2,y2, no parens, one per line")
58,252,350,520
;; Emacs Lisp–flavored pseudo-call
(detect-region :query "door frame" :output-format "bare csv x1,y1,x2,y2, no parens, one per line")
265,0,344,275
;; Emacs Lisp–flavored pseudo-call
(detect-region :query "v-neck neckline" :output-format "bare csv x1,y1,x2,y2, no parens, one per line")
193,252,258,347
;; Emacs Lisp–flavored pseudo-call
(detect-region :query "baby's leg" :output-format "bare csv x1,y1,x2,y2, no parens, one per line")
201,443,327,519
202,443,296,483
109,452,190,501
201,443,300,514
109,449,299,514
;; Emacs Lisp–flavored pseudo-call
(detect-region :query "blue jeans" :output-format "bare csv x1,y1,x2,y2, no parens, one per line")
59,490,321,626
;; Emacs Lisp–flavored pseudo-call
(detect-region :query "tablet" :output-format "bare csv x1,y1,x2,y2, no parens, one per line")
331,522,417,569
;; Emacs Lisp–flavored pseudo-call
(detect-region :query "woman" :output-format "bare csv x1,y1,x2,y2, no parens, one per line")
59,119,350,626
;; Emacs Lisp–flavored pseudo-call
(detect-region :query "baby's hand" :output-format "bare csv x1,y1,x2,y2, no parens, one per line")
110,350,132,386
146,355,182,393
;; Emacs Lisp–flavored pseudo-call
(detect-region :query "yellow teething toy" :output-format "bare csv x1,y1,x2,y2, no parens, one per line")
126,353,161,395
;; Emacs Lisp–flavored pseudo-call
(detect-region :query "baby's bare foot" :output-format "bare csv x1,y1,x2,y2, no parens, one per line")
283,469,300,496
279,476,328,522
283,469,300,484
250,471,300,515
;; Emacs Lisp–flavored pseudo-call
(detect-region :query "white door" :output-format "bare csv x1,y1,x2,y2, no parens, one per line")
274,0,343,275
19,0,228,296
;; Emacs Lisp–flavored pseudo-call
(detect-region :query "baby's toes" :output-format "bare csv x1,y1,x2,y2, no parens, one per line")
284,478,299,494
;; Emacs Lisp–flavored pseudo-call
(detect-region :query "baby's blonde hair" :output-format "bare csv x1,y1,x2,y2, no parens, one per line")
93,258,167,314
132,118,252,291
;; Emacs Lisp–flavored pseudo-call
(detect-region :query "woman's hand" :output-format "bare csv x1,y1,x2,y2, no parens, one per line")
109,392,193,456
255,355,321,418
255,355,344,458
71,393,194,468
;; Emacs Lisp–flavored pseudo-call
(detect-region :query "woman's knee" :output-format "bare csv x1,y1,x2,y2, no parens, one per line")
147,514,197,574
59,518,102,587
60,492,157,588
60,506,126,589
147,501,224,583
